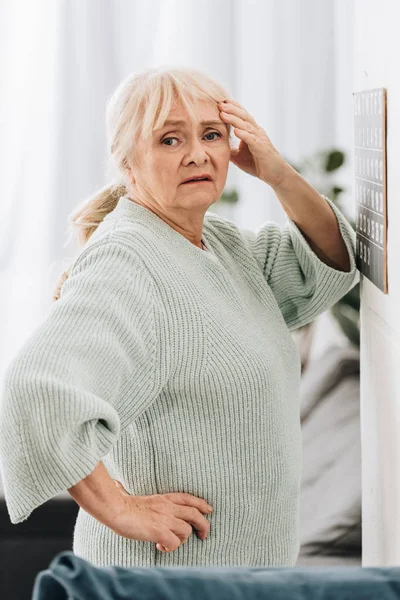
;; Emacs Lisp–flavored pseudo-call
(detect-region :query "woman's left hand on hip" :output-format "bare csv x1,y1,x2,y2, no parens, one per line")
218,99,291,188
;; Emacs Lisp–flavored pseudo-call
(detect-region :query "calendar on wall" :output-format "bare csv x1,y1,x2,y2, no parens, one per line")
353,87,388,293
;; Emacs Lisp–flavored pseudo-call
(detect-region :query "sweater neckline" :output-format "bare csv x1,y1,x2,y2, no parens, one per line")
113,195,216,258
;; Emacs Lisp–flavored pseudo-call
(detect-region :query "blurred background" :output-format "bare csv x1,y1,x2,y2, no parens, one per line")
0,0,362,596
0,0,358,371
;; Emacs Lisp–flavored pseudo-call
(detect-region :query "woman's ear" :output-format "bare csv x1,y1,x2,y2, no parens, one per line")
128,168,135,183
123,161,136,184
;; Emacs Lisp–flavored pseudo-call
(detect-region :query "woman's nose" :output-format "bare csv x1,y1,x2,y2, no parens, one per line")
185,139,208,163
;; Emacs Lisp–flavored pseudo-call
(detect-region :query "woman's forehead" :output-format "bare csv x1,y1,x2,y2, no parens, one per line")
163,99,220,122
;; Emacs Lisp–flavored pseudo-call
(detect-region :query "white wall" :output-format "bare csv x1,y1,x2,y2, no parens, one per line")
354,0,400,566
333,0,356,219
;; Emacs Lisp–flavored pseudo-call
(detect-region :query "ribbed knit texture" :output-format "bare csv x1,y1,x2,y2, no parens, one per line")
0,194,359,568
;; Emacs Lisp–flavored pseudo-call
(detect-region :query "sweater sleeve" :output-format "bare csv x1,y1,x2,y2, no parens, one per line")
241,195,360,331
0,238,164,524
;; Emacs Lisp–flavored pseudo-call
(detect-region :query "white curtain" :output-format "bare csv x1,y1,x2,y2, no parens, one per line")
0,0,354,377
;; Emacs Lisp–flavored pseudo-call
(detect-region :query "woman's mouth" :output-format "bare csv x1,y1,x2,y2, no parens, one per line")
182,180,212,185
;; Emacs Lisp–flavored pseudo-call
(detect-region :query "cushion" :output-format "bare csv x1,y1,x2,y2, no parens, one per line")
298,345,361,555
32,550,400,600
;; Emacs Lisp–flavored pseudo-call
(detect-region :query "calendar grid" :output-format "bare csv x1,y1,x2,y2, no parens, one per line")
353,87,388,293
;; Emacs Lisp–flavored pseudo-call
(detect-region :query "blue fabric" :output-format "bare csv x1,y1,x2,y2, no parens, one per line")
32,550,400,600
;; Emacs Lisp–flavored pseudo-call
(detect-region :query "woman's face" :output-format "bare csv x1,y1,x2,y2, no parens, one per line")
129,99,231,213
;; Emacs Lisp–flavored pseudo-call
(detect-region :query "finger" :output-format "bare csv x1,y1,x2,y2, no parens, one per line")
156,543,175,552
220,111,257,134
219,101,259,128
170,515,195,541
221,97,242,109
174,505,211,539
231,127,259,145
156,528,182,552
165,492,213,515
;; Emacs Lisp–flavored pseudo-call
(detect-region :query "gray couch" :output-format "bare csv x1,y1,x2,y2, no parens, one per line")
296,343,361,566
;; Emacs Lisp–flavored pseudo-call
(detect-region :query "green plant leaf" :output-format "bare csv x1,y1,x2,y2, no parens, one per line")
325,150,345,172
332,186,344,196
331,303,360,347
335,283,360,311
219,189,239,204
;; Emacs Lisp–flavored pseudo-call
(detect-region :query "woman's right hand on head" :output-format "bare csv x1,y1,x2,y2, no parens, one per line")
109,481,213,553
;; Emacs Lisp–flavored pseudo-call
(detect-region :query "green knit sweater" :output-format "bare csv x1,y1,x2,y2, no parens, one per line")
0,195,359,568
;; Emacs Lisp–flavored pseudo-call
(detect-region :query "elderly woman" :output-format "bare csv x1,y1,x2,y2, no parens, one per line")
0,67,359,569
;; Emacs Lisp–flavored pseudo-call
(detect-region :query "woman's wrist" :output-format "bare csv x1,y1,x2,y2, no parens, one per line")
67,460,128,527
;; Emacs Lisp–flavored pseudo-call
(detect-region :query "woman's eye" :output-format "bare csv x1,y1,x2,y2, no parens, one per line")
162,131,222,146
162,138,178,146
205,131,222,141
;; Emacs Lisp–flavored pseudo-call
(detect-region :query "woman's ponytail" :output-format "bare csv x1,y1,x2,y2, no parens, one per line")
52,182,127,302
